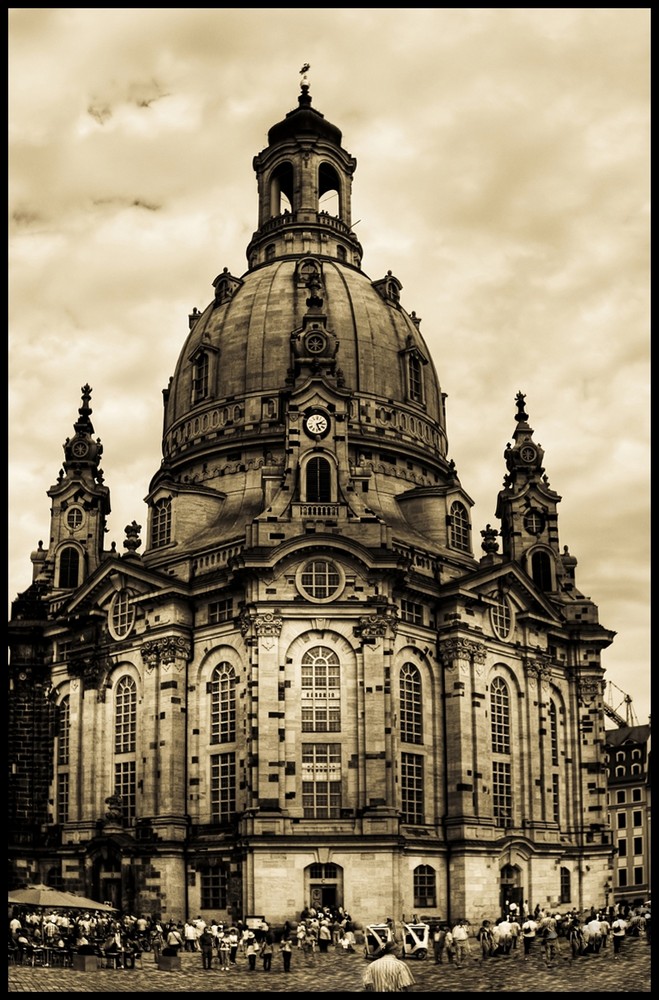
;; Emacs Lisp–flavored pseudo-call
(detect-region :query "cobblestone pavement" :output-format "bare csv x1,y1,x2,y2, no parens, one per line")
8,935,651,992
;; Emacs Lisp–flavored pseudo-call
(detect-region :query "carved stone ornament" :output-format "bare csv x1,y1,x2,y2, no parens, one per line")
67,652,112,701
254,613,283,638
239,609,283,638
354,613,398,639
524,657,552,684
439,637,484,669
140,636,191,671
578,677,602,707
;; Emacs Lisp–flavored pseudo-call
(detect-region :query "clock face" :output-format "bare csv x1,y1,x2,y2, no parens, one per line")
304,412,330,437
520,446,536,463
72,441,89,458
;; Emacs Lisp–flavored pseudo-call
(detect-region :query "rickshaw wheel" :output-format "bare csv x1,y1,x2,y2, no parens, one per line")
416,949,427,960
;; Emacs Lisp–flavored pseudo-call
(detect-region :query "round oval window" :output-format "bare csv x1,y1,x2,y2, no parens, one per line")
296,559,344,603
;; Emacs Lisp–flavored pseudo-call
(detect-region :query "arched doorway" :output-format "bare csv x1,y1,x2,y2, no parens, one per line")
500,863,523,918
306,862,343,911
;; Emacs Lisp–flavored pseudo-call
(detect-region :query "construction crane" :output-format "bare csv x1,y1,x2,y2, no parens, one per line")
603,681,638,727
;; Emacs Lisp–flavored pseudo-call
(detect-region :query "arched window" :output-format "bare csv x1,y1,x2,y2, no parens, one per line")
531,550,552,591
413,865,436,908
151,498,172,549
210,663,236,744
114,676,137,823
302,646,341,732
491,677,510,754
306,457,332,502
491,676,512,827
192,351,209,403
449,501,470,552
549,701,558,766
109,589,135,639
491,595,512,639
560,866,571,904
58,547,80,588
56,696,70,824
400,663,422,744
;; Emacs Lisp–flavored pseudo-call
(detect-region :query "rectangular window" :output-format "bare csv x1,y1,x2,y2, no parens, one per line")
632,788,642,802
210,752,236,824
617,813,627,829
200,868,227,910
301,744,341,818
408,354,424,403
492,761,512,826
618,869,628,888
114,760,136,822
616,789,626,804
632,810,642,827
633,837,643,856
401,752,424,824
618,838,627,858
633,867,644,886
208,599,233,625
413,867,436,908
552,773,560,824
57,772,69,824
301,662,341,733
400,599,424,625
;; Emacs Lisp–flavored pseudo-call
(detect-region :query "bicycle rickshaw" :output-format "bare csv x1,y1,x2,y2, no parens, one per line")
364,923,394,959
401,922,430,959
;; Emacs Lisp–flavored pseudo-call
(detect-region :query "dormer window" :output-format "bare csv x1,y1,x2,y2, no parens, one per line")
306,457,332,502
192,351,209,403
408,354,423,403
151,497,172,549
399,337,428,407
58,546,80,588
448,500,471,553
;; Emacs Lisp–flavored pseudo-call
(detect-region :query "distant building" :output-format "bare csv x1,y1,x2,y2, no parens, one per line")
605,725,651,905
9,80,619,925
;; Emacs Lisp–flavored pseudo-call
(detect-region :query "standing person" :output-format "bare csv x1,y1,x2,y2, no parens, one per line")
542,921,559,965
245,931,260,971
261,932,274,971
476,920,494,959
431,924,447,964
217,931,231,971
227,926,239,965
280,930,293,972
363,940,416,992
451,921,470,968
318,918,332,953
521,914,538,960
199,926,215,970
611,915,627,960
164,923,184,956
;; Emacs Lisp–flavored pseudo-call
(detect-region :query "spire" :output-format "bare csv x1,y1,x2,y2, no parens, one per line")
61,384,105,483
502,390,546,486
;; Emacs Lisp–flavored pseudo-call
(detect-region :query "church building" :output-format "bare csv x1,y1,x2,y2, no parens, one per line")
8,80,616,926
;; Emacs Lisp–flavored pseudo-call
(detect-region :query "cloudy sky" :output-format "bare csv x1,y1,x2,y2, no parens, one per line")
9,9,650,725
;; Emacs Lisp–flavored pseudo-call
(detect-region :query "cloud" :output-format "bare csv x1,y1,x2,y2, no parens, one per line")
8,8,650,724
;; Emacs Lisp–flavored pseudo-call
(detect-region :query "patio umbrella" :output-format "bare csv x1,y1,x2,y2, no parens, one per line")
8,884,117,912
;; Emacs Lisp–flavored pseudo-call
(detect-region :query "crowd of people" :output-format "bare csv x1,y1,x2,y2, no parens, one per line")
8,897,649,977
7,903,360,973
427,900,650,969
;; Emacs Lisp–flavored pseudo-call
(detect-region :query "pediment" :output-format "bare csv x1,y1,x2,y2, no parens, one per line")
56,555,186,620
439,560,562,625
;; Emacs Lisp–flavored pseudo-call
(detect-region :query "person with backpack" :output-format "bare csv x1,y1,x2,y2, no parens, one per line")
163,923,184,956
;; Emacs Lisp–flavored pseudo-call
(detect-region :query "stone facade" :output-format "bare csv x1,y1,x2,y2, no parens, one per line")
8,83,616,925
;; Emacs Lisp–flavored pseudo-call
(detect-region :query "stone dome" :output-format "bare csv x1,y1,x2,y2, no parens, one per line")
161,258,448,472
